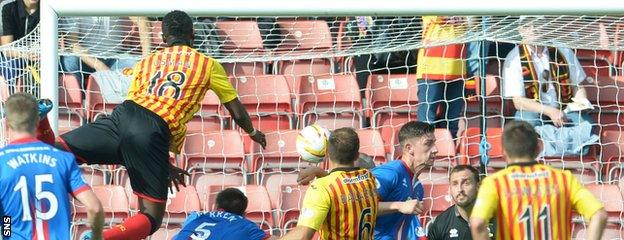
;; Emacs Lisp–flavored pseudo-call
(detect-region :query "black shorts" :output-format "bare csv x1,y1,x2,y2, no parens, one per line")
60,100,171,203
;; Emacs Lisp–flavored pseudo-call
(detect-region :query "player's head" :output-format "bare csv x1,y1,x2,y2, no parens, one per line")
502,120,541,162
398,121,437,173
327,127,360,167
355,153,376,169
5,92,39,135
449,165,480,208
216,188,248,216
162,10,194,47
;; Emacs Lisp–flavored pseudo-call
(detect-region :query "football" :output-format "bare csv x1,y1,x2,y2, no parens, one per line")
296,124,330,163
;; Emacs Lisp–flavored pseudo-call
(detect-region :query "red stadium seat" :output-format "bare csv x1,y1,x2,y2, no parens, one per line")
231,75,293,131
194,173,244,210
585,184,624,223
149,227,181,240
263,173,299,210
422,183,452,224
85,75,122,121
601,130,624,182
165,186,201,225
73,185,129,224
216,21,267,77
182,130,246,174
252,131,317,183
572,223,623,240
80,165,107,186
275,20,333,97
459,127,504,166
376,114,418,157
584,76,624,132
298,74,363,129
58,74,85,132
366,74,418,125
278,185,308,234
357,129,388,165
239,185,275,231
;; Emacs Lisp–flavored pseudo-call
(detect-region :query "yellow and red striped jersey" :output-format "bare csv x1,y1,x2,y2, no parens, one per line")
416,16,467,80
472,162,604,240
297,168,378,240
127,45,237,153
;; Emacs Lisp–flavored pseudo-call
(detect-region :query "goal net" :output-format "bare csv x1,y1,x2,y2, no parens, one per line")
4,14,624,238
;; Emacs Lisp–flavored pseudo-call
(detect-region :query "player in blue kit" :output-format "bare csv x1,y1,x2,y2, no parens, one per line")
298,121,437,240
0,93,104,240
173,188,275,240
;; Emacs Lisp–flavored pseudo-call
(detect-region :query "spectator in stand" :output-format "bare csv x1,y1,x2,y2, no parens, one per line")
0,0,40,90
416,16,467,138
502,16,593,128
427,165,495,240
60,16,151,88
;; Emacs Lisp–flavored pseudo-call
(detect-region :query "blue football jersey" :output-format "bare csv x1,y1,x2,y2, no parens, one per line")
0,138,88,240
372,160,425,240
173,211,267,240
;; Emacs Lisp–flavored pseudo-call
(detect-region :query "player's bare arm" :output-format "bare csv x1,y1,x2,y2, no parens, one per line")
223,98,266,148
378,199,424,216
469,217,489,240
74,189,105,240
586,209,607,240
297,165,328,185
279,226,316,240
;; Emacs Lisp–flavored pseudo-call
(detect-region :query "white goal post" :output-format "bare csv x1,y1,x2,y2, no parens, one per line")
40,0,624,132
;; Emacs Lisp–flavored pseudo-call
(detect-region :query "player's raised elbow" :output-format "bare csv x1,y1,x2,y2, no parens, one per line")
86,200,104,217
469,217,489,240
591,208,608,225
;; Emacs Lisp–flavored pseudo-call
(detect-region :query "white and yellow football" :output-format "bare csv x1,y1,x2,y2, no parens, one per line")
296,124,330,163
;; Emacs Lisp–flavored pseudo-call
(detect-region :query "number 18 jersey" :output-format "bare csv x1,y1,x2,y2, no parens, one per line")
0,138,89,240
126,45,238,153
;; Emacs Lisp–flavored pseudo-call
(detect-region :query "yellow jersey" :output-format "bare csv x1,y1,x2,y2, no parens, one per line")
472,162,604,240
297,168,378,240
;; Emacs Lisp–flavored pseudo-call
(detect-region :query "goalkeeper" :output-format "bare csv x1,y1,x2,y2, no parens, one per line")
37,10,266,239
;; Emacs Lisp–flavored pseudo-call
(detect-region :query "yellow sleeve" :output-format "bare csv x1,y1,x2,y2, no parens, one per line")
208,60,238,103
297,180,331,231
470,176,499,221
569,173,604,220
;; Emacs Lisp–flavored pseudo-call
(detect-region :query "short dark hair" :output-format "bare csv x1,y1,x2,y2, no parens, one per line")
216,188,248,216
398,121,435,146
327,127,360,165
503,121,540,160
6,93,38,133
162,10,194,46
449,165,480,183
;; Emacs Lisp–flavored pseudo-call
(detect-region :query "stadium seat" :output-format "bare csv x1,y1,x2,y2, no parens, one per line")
80,165,107,186
231,75,294,131
194,173,245,210
600,130,624,182
584,75,624,132
298,74,363,129
366,73,418,126
263,173,299,210
356,129,388,165
238,185,275,231
216,21,267,77
376,113,418,157
149,227,181,240
465,61,505,115
459,127,504,166
576,48,614,77
164,185,201,225
186,116,224,133
585,184,624,223
73,185,129,224
188,90,226,133
252,131,317,183
421,183,452,224
275,20,333,97
58,74,85,132
182,130,246,175
85,75,122,121
278,184,308,234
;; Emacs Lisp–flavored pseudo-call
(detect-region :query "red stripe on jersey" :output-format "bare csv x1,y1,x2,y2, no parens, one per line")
328,184,341,240
503,173,515,238
174,57,210,126
335,176,350,237
345,172,360,238
178,50,201,100
494,178,505,239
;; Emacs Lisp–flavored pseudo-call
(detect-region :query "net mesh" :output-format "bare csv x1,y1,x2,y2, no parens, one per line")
0,15,623,239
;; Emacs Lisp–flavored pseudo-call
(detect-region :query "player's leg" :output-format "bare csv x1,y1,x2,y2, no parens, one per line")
102,101,171,239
